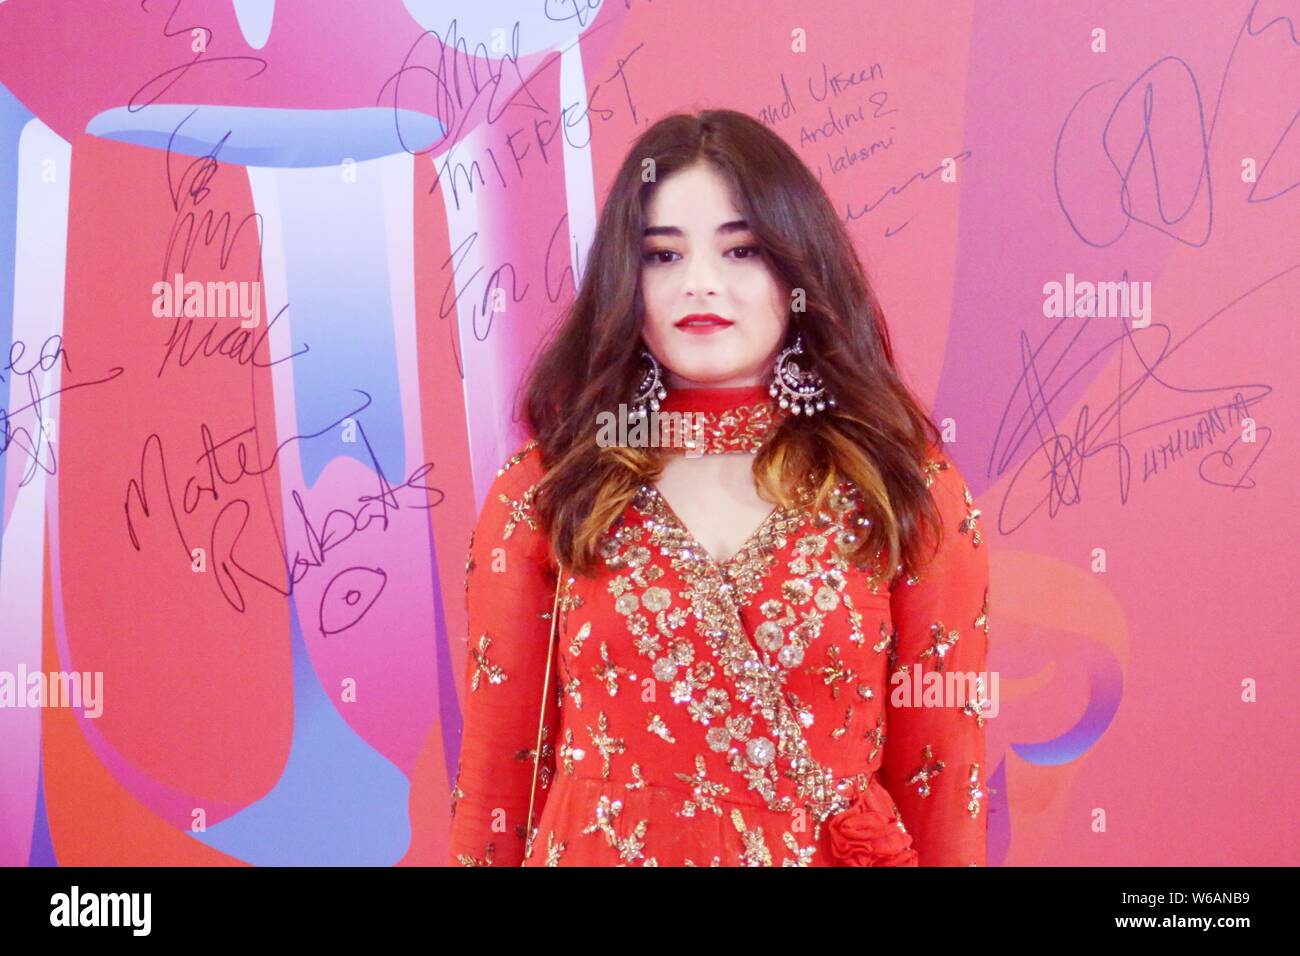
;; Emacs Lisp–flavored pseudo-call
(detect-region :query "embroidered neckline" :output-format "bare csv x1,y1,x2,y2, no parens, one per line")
656,384,784,456
638,483,791,576
623,479,865,831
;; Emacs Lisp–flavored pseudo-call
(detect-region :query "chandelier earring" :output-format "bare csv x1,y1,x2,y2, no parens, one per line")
630,347,668,421
770,332,835,416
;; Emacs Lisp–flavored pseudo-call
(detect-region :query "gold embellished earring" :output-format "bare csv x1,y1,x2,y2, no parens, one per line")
630,347,668,420
770,333,835,415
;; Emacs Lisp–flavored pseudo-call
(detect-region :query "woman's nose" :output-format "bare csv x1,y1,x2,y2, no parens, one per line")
680,255,721,296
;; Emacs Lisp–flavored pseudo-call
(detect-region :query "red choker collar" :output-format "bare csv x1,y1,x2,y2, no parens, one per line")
656,384,782,455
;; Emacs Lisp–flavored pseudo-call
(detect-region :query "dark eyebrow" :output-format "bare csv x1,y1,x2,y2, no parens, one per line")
642,219,750,238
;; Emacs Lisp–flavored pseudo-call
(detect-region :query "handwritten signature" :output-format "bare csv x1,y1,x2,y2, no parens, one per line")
0,335,124,485
991,266,1289,533
156,109,308,376
994,0,1297,531
130,0,267,112
124,389,445,635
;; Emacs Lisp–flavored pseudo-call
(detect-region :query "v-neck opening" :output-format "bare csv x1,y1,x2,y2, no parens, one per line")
648,483,782,570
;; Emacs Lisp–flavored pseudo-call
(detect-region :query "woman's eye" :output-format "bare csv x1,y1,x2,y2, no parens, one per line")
641,245,761,265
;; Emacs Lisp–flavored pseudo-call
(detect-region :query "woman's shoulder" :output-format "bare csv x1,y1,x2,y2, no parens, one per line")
919,440,973,501
917,440,984,549
492,436,545,485
480,436,549,522
471,437,553,563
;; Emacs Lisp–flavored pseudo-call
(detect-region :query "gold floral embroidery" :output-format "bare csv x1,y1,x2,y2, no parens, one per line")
874,619,894,655
663,400,780,455
646,713,676,743
788,691,814,729
675,754,731,816
469,634,506,690
587,711,626,780
464,528,476,592
829,705,854,739
514,725,555,792
497,439,538,476
449,762,464,818
781,832,817,866
557,727,583,775
919,622,960,672
558,654,583,709
730,808,773,866
907,743,946,798
975,587,991,637
543,831,567,866
626,762,647,790
581,795,649,863
966,763,985,818
567,620,592,656
498,483,538,540
959,483,983,546
865,713,885,763
818,645,857,698
592,641,636,696
456,843,495,866
617,821,650,863
920,455,950,488
963,675,991,727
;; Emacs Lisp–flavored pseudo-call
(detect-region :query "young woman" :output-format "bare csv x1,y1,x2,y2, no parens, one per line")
449,109,990,867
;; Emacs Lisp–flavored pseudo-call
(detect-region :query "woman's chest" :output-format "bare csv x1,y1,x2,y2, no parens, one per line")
552,483,899,810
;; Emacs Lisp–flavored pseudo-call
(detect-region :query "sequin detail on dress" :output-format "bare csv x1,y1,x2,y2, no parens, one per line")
451,415,991,866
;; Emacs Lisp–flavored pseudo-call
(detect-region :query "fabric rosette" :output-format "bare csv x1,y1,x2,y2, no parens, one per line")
825,776,919,866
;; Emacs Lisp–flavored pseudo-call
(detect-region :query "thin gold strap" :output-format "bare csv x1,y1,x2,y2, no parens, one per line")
522,562,564,864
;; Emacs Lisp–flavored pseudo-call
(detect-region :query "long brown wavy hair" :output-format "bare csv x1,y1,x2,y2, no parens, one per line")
520,108,946,580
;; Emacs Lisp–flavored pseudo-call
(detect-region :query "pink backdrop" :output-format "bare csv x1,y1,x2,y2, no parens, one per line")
0,0,1295,866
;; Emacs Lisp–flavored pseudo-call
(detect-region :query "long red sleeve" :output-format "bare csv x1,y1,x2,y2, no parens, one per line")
448,440,561,866
879,447,991,866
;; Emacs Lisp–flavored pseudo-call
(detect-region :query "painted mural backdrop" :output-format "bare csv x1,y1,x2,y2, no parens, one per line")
0,0,1295,867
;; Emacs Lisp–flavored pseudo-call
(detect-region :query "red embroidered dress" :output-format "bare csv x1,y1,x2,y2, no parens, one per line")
449,384,990,866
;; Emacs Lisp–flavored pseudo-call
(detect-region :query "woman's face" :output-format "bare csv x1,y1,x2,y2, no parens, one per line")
639,161,791,389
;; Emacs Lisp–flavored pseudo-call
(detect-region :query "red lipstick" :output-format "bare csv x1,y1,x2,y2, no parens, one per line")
674,313,733,335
